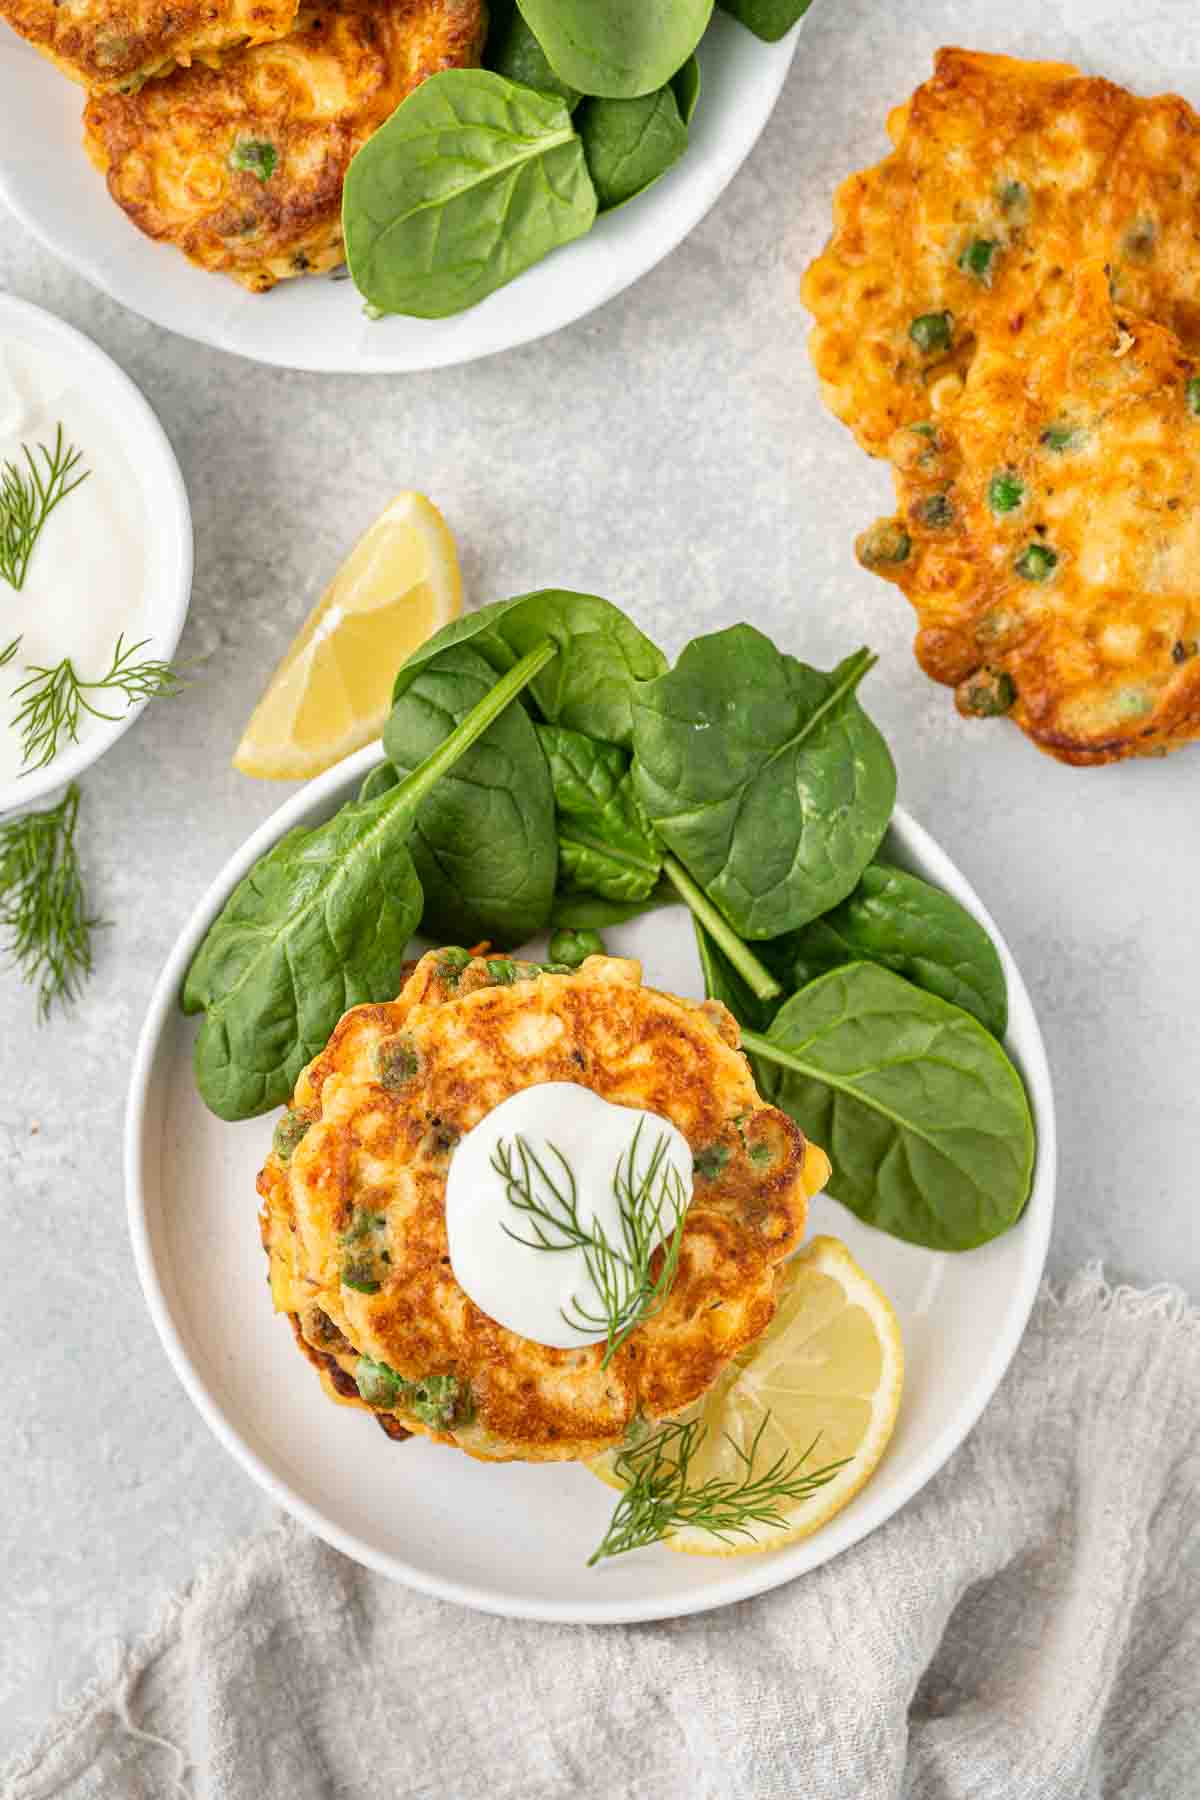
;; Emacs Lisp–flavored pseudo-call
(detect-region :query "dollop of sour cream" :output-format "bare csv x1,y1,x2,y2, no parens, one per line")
445,1083,694,1350
0,338,149,786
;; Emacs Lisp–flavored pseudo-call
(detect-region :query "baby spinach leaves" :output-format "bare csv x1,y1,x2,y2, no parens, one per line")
383,644,557,945
718,0,812,42
182,795,426,1122
536,723,661,901
692,918,778,1035
744,964,1035,1251
769,863,1008,1038
392,590,666,749
633,628,895,940
664,662,1026,1256
183,642,555,1120
486,1,581,108
340,0,807,315
672,55,701,126
578,83,689,212
357,761,398,804
188,580,1033,1264
515,0,714,99
343,71,596,320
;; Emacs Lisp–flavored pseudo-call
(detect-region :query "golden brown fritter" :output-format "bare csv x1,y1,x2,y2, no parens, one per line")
82,0,486,291
800,49,1200,459
1,0,297,95
857,267,1200,764
259,950,829,1464
289,1308,411,1437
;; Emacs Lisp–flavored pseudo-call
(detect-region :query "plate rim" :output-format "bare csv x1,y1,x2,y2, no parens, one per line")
124,739,1056,1624
0,20,800,373
0,292,194,813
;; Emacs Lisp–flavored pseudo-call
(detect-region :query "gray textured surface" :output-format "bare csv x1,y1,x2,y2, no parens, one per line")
1,0,1198,1762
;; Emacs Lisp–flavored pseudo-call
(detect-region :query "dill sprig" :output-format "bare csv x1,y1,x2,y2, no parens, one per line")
10,633,183,773
588,1414,849,1565
0,425,90,591
0,783,101,1018
493,1119,688,1365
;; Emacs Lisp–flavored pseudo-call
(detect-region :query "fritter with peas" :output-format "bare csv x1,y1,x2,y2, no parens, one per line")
801,49,1200,459
259,948,830,1463
857,267,1200,764
0,0,297,94
803,48,1200,762
82,0,485,291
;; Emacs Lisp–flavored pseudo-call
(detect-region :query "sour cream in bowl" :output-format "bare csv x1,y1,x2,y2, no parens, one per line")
0,295,192,814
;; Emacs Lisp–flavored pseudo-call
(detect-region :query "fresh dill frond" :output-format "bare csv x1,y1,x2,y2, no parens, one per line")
0,637,20,669
0,425,90,591
0,783,101,1018
588,1414,849,1565
10,633,183,773
493,1119,689,1366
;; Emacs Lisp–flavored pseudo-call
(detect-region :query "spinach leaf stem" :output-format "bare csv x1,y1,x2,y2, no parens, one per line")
660,853,782,1002
382,637,557,818
739,1027,806,1072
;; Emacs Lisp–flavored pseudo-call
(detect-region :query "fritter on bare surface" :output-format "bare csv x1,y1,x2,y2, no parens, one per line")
856,268,1200,764
259,950,830,1463
801,49,1200,459
83,0,485,290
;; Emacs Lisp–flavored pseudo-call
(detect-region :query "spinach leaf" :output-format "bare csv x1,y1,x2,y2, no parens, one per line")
633,627,895,940
672,54,701,126
693,918,777,1035
768,864,1008,1038
486,1,581,108
536,722,661,901
515,0,714,99
548,883,675,928
392,590,666,749
358,761,399,804
183,796,425,1122
384,644,557,944
718,0,812,41
343,70,596,320
183,642,556,1121
578,84,688,212
743,963,1035,1251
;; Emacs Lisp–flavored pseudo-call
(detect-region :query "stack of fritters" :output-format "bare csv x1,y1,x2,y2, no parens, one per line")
259,948,830,1463
802,49,1200,764
2,0,484,289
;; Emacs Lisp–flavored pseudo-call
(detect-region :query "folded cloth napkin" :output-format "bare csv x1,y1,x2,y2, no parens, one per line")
5,1267,1198,1800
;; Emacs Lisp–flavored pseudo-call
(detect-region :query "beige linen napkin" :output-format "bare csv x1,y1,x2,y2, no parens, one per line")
5,1267,1198,1800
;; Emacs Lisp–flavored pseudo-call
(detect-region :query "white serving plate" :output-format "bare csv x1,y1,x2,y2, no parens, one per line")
126,742,1055,1623
0,13,801,373
0,294,192,814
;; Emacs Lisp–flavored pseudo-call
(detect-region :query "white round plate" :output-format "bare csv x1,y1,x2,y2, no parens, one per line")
0,294,192,814
0,14,801,373
126,743,1055,1623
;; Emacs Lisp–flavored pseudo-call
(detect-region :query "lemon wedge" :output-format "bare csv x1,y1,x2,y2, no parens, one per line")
234,492,461,780
591,1235,903,1556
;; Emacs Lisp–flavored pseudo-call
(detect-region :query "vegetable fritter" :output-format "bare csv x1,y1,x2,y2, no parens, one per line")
802,49,1200,458
859,267,1200,764
82,0,486,291
259,950,830,1463
803,48,1200,763
0,0,297,95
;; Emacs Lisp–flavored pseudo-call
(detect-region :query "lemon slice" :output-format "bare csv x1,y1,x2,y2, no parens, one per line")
234,492,461,780
591,1236,903,1556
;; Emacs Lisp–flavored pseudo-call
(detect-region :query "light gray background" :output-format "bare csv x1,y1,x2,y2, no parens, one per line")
2,0,1197,1760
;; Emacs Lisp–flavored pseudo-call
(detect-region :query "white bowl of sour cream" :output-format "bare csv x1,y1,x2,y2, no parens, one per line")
0,294,192,814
